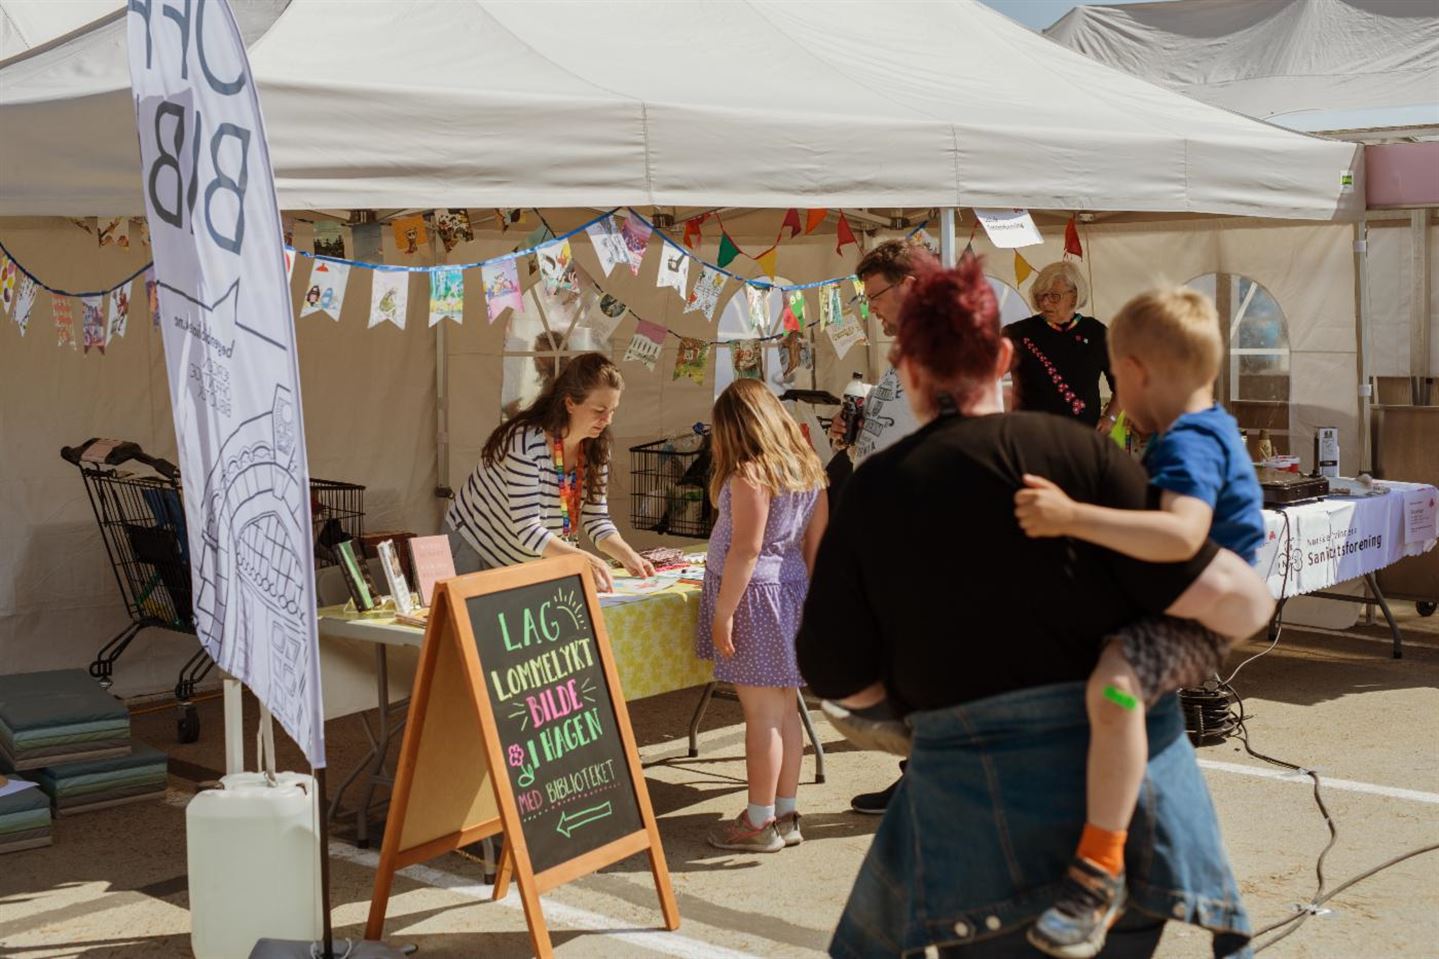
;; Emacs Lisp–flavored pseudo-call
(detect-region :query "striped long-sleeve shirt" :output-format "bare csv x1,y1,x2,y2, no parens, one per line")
446,425,619,568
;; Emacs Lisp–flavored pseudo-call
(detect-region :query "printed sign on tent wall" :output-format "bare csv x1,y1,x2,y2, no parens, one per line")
428,268,464,327
301,261,350,321
620,217,653,277
482,260,524,324
623,319,666,371
972,209,1043,249
370,272,410,329
586,217,629,278
685,265,726,322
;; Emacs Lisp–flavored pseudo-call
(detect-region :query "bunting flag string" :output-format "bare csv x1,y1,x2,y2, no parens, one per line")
781,208,803,239
1015,250,1034,285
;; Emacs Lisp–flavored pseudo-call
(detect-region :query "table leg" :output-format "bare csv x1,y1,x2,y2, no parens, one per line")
354,643,392,847
1364,573,1403,659
796,690,825,784
687,682,717,758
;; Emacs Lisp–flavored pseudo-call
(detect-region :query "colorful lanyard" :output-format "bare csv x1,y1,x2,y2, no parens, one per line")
551,436,584,541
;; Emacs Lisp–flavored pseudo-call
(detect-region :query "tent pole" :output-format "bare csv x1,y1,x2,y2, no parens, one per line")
940,208,957,268
1411,210,1431,382
1353,216,1371,473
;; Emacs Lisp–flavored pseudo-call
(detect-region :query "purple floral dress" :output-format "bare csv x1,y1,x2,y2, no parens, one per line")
696,482,819,687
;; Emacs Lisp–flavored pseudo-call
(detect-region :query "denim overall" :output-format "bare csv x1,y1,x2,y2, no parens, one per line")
830,683,1253,959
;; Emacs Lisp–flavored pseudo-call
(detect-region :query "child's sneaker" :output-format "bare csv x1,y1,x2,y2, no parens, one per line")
1026,856,1127,958
775,811,803,846
706,811,784,853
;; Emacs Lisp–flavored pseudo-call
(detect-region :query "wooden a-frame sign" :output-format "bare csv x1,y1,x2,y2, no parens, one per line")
365,555,679,956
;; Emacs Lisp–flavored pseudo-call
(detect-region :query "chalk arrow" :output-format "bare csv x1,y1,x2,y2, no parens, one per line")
556,801,612,838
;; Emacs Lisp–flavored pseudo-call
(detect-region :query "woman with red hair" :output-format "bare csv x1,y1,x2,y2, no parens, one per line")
796,257,1271,958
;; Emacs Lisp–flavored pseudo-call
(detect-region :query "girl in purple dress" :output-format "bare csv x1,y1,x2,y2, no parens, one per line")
697,379,828,853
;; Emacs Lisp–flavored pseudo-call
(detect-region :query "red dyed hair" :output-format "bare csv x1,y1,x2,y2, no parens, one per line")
892,256,1001,404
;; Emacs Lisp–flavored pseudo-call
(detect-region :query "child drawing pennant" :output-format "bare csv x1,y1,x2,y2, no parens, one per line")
80,295,108,353
586,217,629,278
13,274,38,336
672,337,709,385
685,265,726,322
107,286,130,342
369,271,410,329
620,216,653,276
538,238,578,294
482,259,524,324
655,245,691,299
428,267,464,327
54,295,76,349
301,261,350,321
623,319,667,371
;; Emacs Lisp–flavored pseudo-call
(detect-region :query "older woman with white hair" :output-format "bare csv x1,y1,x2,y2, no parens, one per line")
1004,261,1118,429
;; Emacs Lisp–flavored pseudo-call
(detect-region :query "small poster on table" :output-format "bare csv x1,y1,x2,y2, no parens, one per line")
377,540,416,616
407,535,456,607
1404,487,1437,545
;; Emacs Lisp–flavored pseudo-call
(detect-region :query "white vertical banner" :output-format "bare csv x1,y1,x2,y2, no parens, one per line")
127,0,324,766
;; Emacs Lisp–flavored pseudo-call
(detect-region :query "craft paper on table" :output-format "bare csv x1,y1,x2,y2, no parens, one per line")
482,259,524,324
53,295,76,349
673,337,709,384
428,267,464,327
620,216,653,276
81,295,108,353
538,238,578,294
849,276,870,321
655,246,691,299
623,319,667,371
433,209,474,253
407,535,456,607
313,221,346,258
827,312,867,360
107,286,130,341
745,284,770,333
731,337,764,380
350,221,383,263
819,282,843,328
1404,487,1438,545
685,265,726,321
586,217,629,277
301,261,350,321
377,540,416,617
369,271,409,329
391,215,428,255
13,274,38,336
973,208,1043,249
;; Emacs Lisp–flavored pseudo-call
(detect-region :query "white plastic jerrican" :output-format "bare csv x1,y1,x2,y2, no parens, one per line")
187,772,322,958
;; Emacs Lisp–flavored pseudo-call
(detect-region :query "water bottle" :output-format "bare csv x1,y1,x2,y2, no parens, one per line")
840,373,871,446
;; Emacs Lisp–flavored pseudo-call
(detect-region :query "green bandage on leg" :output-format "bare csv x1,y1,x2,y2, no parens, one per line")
1103,685,1138,711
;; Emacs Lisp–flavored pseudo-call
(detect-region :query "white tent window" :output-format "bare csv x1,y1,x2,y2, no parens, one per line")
499,282,615,420
712,281,793,401
1188,273,1292,453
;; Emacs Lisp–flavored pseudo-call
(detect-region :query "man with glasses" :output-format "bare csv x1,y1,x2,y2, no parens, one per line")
1003,260,1118,430
824,238,926,815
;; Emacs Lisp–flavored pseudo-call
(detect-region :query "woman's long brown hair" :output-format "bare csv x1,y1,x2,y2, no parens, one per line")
709,379,825,505
481,352,623,504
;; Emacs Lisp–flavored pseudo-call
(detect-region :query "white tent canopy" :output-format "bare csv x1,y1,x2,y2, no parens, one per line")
1046,0,1439,134
1,0,1362,219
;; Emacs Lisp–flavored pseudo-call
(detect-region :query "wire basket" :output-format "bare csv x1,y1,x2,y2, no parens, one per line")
311,478,366,567
629,433,714,539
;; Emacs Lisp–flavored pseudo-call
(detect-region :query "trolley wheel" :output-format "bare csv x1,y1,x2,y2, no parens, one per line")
177,704,201,744
1417,601,1436,617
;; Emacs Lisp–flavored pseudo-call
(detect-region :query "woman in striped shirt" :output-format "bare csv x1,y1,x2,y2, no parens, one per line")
446,352,654,591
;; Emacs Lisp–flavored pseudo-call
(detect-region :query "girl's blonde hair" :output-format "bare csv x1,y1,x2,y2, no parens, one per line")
709,379,826,505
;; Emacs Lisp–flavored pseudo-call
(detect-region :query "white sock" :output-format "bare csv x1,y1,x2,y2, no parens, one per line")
746,802,775,827
775,796,798,818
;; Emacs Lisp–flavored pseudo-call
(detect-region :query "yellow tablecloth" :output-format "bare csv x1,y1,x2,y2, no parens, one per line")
602,583,714,701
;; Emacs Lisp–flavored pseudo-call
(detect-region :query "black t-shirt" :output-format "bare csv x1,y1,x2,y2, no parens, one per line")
795,411,1217,715
1004,314,1115,426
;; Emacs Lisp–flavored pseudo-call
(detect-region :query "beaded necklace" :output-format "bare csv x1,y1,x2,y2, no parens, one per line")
551,435,585,542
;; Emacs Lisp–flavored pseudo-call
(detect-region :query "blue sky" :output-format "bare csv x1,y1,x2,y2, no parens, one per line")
979,0,1175,31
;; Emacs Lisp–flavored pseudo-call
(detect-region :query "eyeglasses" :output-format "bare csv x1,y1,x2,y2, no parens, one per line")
854,281,898,304
1036,289,1074,303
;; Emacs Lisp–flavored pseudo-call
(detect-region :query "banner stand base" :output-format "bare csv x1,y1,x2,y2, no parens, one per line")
249,938,414,958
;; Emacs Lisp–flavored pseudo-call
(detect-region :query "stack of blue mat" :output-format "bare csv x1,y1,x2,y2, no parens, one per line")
0,780,52,853
0,670,132,771
32,743,169,815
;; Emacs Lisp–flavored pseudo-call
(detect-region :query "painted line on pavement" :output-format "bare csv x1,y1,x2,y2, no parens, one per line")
330,842,767,959
1198,759,1439,805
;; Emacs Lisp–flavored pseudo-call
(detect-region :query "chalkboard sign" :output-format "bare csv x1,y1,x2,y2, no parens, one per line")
464,574,643,873
366,555,678,959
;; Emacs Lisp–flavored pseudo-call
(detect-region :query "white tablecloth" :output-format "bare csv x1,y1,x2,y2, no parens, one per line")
1256,481,1438,599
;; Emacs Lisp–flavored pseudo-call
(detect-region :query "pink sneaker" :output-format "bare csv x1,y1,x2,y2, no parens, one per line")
706,811,784,853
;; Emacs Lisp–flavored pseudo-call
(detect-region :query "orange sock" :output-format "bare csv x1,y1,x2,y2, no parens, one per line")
1077,823,1127,876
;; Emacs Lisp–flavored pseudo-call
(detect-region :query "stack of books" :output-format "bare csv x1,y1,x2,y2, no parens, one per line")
31,743,169,816
0,670,131,771
0,779,51,854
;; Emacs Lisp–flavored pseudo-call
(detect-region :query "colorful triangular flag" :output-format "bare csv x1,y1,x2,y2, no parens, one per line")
685,265,727,322
655,245,691,299
623,319,667,371
835,214,858,254
482,259,524,324
1064,215,1083,258
1015,250,1034,285
781,208,802,239
717,233,741,269
673,337,710,384
428,267,464,327
755,247,779,279
804,208,828,235
301,261,351,321
369,271,410,329
682,215,706,250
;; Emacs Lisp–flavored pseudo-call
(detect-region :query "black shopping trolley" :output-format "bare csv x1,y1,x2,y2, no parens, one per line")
61,438,365,742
